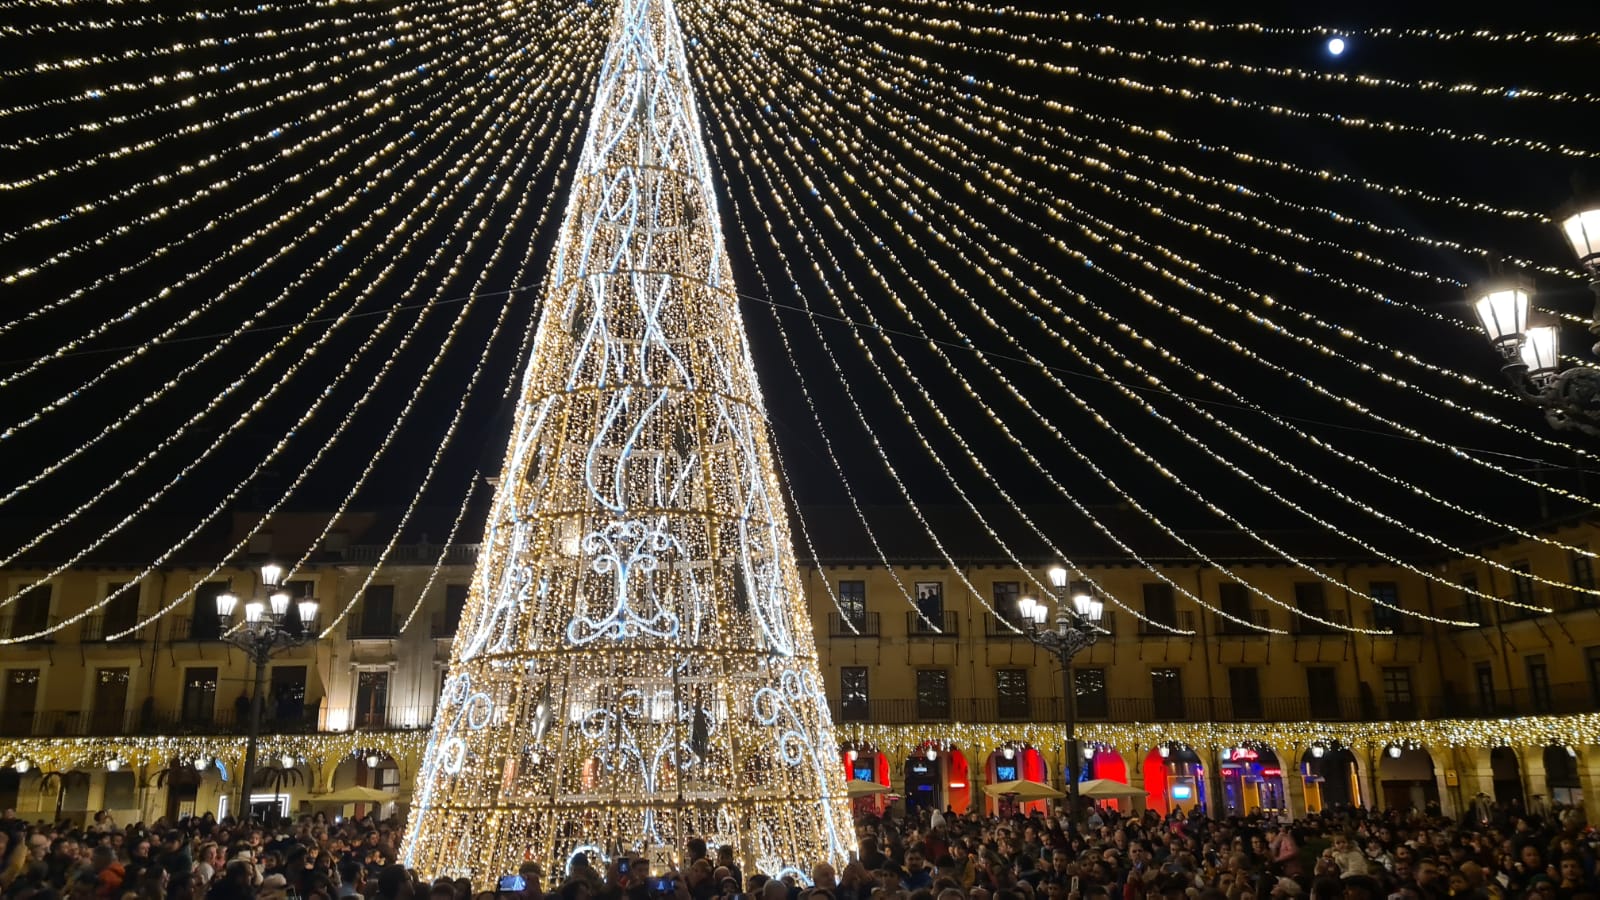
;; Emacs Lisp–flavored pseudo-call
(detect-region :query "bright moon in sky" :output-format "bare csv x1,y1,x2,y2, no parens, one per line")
1327,37,1347,56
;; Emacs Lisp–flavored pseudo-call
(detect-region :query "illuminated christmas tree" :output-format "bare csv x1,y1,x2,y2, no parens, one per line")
400,0,853,882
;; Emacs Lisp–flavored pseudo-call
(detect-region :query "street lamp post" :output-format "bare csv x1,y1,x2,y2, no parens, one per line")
215,563,319,821
1473,190,1600,436
1016,566,1104,829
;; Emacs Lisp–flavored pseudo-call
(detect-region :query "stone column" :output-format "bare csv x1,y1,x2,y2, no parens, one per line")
1575,748,1600,825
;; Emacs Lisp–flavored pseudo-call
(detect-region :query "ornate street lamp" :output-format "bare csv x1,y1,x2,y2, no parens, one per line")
1474,190,1600,436
216,562,319,820
1016,566,1104,828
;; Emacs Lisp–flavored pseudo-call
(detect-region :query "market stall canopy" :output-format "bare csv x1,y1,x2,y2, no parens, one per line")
981,779,1063,800
846,779,891,797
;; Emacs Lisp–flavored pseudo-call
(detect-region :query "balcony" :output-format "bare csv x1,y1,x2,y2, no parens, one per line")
79,615,147,642
906,610,959,637
0,614,58,643
984,614,1031,638
1215,609,1273,636
168,615,225,642
430,613,456,639
828,612,881,638
347,615,402,640
341,543,480,565
1290,608,1348,636
1137,611,1195,637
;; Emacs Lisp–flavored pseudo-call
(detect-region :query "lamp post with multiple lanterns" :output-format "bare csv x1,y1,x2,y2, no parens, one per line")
1016,566,1105,828
1473,191,1600,436
215,563,319,820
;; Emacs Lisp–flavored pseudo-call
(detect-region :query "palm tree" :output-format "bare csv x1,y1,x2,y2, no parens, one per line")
252,765,305,821
37,769,90,821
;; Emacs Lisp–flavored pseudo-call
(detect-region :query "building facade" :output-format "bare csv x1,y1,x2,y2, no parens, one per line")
3,513,1600,827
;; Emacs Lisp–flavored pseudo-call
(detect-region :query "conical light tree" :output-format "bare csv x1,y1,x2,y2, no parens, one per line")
401,0,854,882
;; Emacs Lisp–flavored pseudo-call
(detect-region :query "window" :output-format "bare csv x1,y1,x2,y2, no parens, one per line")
11,584,50,637
1142,583,1176,629
1526,654,1552,712
282,579,316,633
182,667,218,723
1218,583,1252,634
1369,581,1402,631
1381,667,1413,718
361,586,396,637
103,583,138,637
1151,668,1185,720
996,669,1029,720
355,670,389,728
270,666,308,725
91,668,130,734
1294,582,1329,633
839,667,869,721
1460,572,1482,624
1510,561,1535,607
1228,668,1263,719
1475,663,1496,715
1074,668,1108,718
190,582,228,640
915,669,950,720
838,581,867,627
445,583,469,623
992,581,1021,622
103,772,136,809
1,670,40,736
1306,667,1340,719
1573,547,1597,594
914,582,944,630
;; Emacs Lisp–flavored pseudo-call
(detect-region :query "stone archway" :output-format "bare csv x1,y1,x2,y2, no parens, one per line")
1491,747,1524,808
1300,744,1359,812
1378,746,1441,815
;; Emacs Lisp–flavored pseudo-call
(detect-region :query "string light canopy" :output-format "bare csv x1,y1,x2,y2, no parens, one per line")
5,0,1600,809
400,0,852,884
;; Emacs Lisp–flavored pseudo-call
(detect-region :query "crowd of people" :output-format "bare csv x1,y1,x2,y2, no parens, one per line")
2,796,1596,900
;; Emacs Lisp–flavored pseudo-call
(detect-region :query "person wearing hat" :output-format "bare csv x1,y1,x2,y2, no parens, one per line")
261,872,291,900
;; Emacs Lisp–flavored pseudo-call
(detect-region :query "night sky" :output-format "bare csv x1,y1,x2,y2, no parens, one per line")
1,0,1597,569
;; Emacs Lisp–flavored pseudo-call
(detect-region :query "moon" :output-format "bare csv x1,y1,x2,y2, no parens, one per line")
1327,37,1347,56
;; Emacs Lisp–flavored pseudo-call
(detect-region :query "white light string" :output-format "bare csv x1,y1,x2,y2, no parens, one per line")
690,27,1193,636
833,1,1600,108
793,14,1600,464
294,74,598,637
87,65,590,644
762,23,1592,608
0,16,581,554
0,3,576,470
692,7,1555,623
0,0,518,321
0,41,591,633
833,47,1600,545
691,23,1364,634
395,473,482,635
0,6,393,133
103,63,594,646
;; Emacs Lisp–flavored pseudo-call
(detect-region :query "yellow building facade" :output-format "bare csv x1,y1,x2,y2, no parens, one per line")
3,513,1600,828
